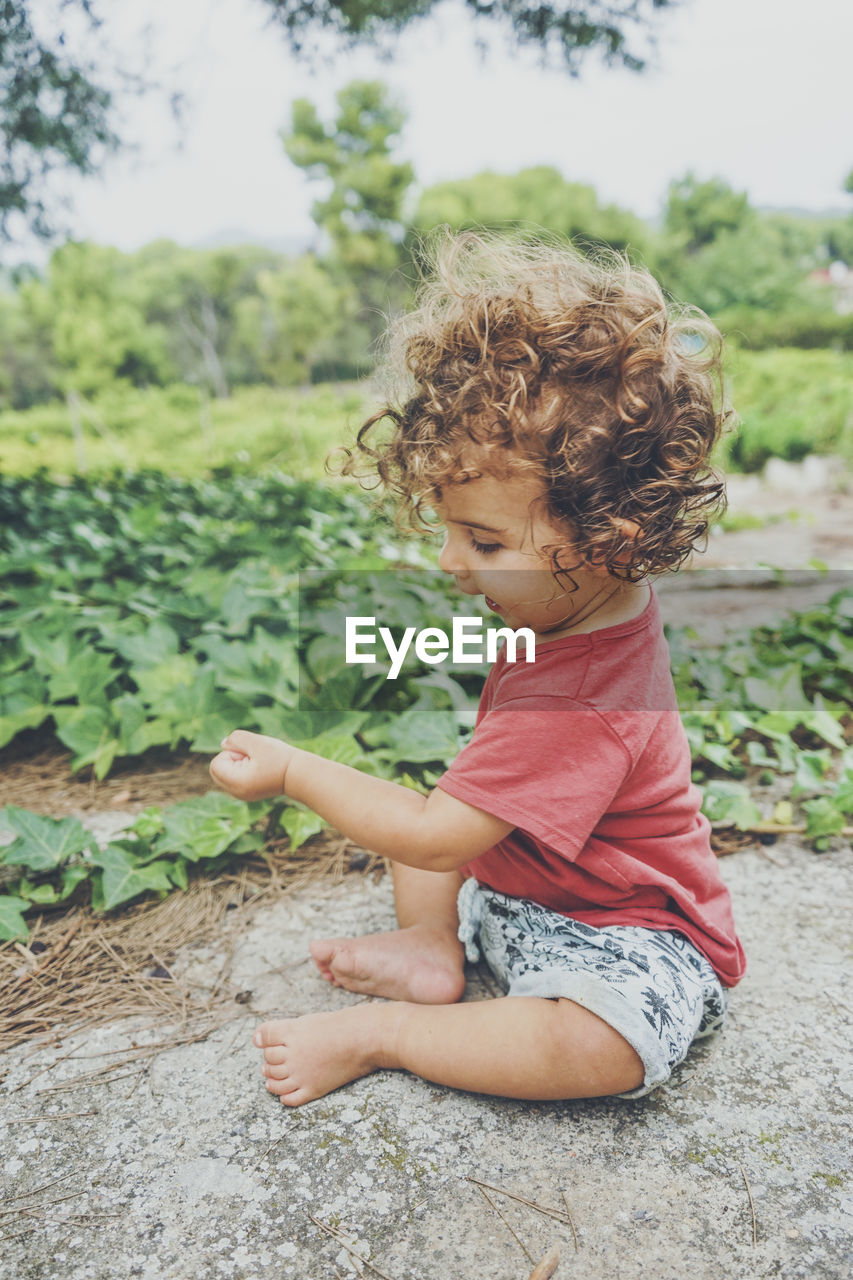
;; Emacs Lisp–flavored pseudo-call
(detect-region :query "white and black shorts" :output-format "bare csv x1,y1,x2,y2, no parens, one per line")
457,878,727,1099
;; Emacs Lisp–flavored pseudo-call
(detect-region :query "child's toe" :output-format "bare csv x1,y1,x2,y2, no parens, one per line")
278,1087,311,1107
265,1075,298,1096
254,1020,292,1047
263,1062,290,1080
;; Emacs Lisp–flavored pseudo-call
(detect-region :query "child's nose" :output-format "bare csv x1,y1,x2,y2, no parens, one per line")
438,533,468,578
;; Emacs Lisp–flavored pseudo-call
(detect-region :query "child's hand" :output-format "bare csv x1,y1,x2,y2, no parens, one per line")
209,730,294,802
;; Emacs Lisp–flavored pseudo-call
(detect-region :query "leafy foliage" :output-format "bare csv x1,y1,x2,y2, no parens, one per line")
260,0,675,73
283,80,415,362
412,166,651,258
0,0,677,246
2,344,851,478
0,793,272,933
0,0,119,241
0,469,436,769
1,470,851,937
1,135,851,411
663,173,752,254
669,587,853,849
715,348,853,473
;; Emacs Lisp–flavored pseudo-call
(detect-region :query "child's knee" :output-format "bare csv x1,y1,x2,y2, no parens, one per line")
551,998,646,1097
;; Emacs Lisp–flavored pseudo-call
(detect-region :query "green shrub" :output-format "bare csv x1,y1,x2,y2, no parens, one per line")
717,348,853,472
2,352,851,481
718,306,853,351
0,383,368,478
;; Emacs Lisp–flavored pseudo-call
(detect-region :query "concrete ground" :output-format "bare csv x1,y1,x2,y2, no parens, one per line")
1,837,850,1280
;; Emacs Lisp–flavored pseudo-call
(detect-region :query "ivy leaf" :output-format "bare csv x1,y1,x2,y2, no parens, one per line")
20,627,74,678
412,668,477,721
744,666,809,714
133,654,200,702
279,806,325,851
791,750,833,798
227,831,265,855
0,894,29,941
700,780,762,830
801,695,847,750
60,863,91,900
0,704,50,749
111,618,180,669
88,843,175,911
0,807,91,871
50,648,117,706
745,740,777,768
802,798,847,842
220,578,259,635
166,860,189,890
113,693,148,750
53,704,119,777
154,793,254,862
363,708,460,766
286,728,365,767
832,767,853,817
132,807,166,842
699,740,740,771
752,711,801,743
17,878,59,904
123,715,175,756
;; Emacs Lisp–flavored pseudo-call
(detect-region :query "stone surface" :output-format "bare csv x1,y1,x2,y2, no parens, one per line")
1,840,850,1280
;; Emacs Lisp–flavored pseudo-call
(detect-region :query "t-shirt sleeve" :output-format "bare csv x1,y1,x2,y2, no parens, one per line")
436,696,633,861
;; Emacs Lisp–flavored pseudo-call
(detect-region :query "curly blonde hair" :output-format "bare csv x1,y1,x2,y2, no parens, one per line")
340,230,731,581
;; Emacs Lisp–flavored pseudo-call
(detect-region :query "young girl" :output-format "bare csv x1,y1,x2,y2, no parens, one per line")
210,232,745,1107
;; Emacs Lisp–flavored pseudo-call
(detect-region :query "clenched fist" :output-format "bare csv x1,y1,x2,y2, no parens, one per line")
209,729,295,802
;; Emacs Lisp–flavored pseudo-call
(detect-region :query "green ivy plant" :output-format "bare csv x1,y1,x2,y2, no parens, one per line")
1,472,851,940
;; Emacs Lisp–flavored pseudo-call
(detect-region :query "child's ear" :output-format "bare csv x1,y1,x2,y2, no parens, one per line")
614,518,643,543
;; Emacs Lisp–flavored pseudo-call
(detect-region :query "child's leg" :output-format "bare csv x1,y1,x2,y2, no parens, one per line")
256,994,645,1106
308,864,466,1004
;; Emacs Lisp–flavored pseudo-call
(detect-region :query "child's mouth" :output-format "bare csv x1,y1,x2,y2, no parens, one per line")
484,596,501,613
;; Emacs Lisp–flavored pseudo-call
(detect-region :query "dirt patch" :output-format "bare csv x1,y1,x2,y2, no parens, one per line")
2,739,215,820
701,458,853,571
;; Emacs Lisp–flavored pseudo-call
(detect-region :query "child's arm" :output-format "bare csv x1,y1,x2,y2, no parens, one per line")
209,729,513,873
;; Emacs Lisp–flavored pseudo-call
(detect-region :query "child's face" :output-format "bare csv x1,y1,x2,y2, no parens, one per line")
436,469,619,640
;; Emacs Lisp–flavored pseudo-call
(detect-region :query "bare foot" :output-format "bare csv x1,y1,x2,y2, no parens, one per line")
309,923,466,1004
255,1005,399,1106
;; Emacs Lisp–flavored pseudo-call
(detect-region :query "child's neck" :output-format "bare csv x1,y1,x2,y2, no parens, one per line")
536,580,650,642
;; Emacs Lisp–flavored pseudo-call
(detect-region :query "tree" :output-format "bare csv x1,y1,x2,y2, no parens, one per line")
0,287,55,407
0,2,673,247
232,255,353,385
663,173,752,256
259,0,676,74
284,80,414,273
413,165,651,256
662,221,812,317
21,240,172,397
283,79,415,358
130,241,285,397
0,1,123,242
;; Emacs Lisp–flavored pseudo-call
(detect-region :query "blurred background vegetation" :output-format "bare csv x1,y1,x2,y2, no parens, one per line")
0,2,851,480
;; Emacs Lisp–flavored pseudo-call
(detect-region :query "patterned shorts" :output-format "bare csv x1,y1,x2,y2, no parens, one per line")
457,878,727,1099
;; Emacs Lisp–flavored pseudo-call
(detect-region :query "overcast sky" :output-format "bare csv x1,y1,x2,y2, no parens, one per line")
33,0,853,259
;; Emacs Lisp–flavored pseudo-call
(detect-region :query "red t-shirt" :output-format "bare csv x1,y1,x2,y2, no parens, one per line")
437,585,746,987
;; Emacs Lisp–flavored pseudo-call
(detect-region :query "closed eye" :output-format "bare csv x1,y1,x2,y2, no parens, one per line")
469,532,502,556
